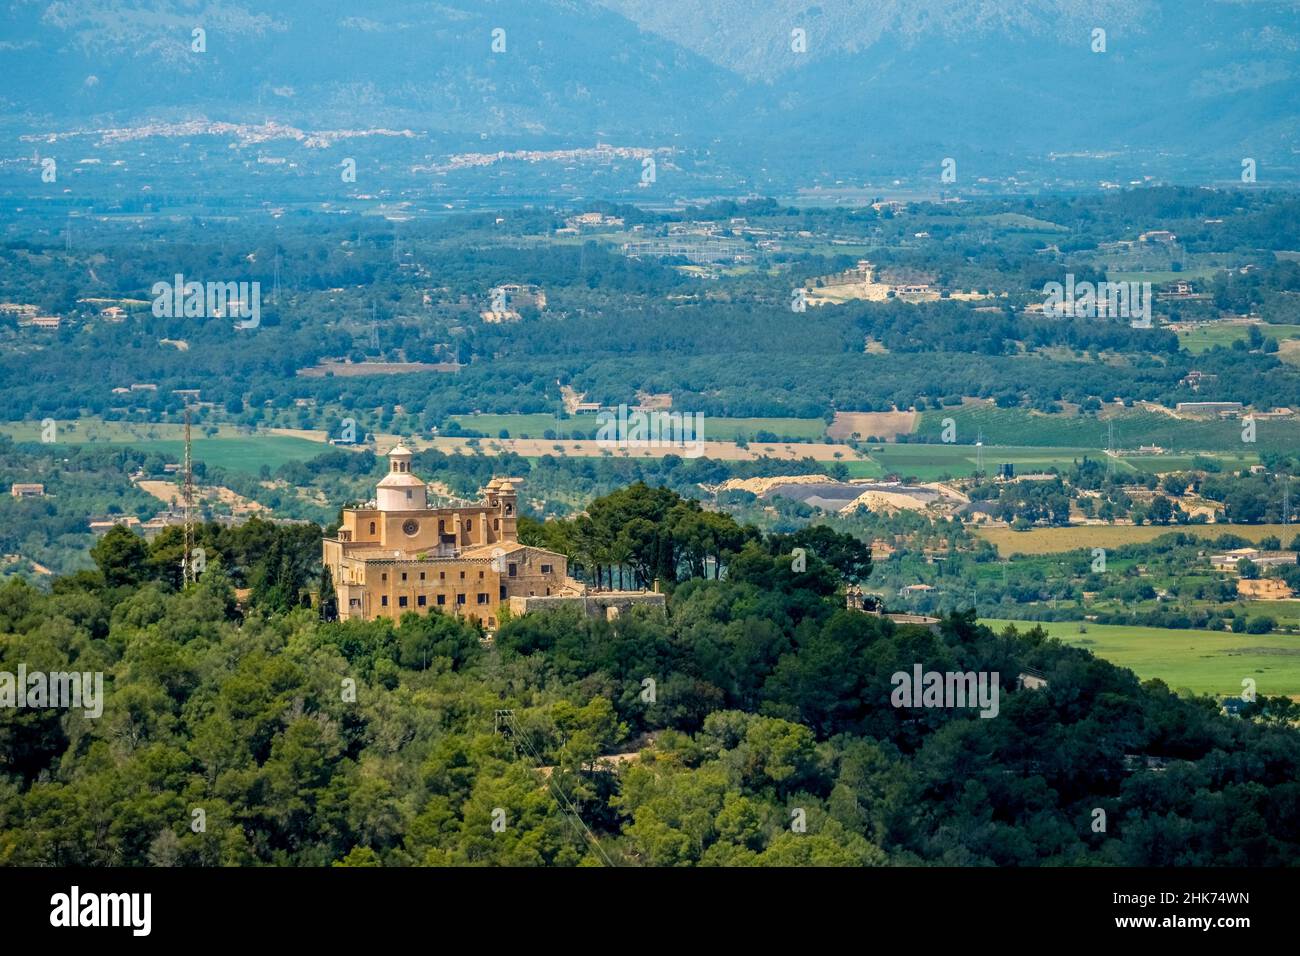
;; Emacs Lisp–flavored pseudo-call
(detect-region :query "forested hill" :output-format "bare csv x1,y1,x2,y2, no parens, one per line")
1,486,1297,866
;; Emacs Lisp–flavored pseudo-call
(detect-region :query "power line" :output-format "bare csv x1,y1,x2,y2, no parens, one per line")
499,711,615,866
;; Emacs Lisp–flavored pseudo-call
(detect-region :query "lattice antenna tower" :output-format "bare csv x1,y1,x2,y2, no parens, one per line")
182,407,196,586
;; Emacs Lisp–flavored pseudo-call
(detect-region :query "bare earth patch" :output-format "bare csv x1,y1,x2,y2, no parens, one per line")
827,410,917,440
138,479,267,514
1279,339,1300,367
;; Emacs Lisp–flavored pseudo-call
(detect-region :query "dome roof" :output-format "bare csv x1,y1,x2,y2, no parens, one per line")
387,444,413,458
377,472,426,488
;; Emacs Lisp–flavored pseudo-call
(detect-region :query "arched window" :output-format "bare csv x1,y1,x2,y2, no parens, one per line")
369,521,376,535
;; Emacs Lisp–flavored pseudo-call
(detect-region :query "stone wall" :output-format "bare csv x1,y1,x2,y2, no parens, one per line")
508,591,666,620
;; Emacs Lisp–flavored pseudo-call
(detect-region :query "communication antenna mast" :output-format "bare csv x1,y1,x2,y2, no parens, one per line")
182,407,196,586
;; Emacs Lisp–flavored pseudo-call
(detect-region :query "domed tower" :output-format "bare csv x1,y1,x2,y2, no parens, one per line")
376,444,427,511
485,477,519,541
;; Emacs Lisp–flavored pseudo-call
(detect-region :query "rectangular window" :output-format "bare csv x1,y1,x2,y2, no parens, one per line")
419,572,425,581
439,571,446,580
436,594,446,606
478,570,484,579
540,564,552,574
477,593,489,605
508,563,517,578
499,585,507,600
456,593,466,605
401,572,407,582
381,573,388,582
417,595,427,607
399,596,408,608
381,595,388,607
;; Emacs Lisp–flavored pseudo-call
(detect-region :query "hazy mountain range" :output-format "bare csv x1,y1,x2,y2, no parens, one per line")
3,0,1299,186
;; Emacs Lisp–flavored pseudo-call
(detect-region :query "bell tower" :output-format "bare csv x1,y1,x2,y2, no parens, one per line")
486,477,520,541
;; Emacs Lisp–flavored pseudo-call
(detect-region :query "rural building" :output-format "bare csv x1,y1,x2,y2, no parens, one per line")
899,583,936,597
1211,548,1297,571
141,512,185,540
1180,370,1216,390
483,283,546,323
1175,401,1243,416
564,212,624,230
88,515,140,534
10,483,45,498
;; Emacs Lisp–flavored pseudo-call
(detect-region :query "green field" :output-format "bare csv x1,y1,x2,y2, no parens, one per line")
448,412,828,443
985,618,1300,698
1178,323,1300,354
973,213,1068,232
840,459,887,478
130,437,329,473
977,522,1297,555
1240,601,1300,629
915,405,1300,454
0,422,329,475
871,444,1100,480
1107,267,1222,284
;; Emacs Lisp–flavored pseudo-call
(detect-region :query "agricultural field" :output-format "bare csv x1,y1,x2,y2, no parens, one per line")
129,437,330,474
0,421,330,475
915,404,1300,453
984,618,1300,699
1119,452,1260,472
870,443,1100,480
1107,267,1223,284
839,459,888,478
976,522,1298,556
1237,600,1300,630
971,212,1068,232
427,435,858,462
446,412,828,443
1177,322,1300,353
